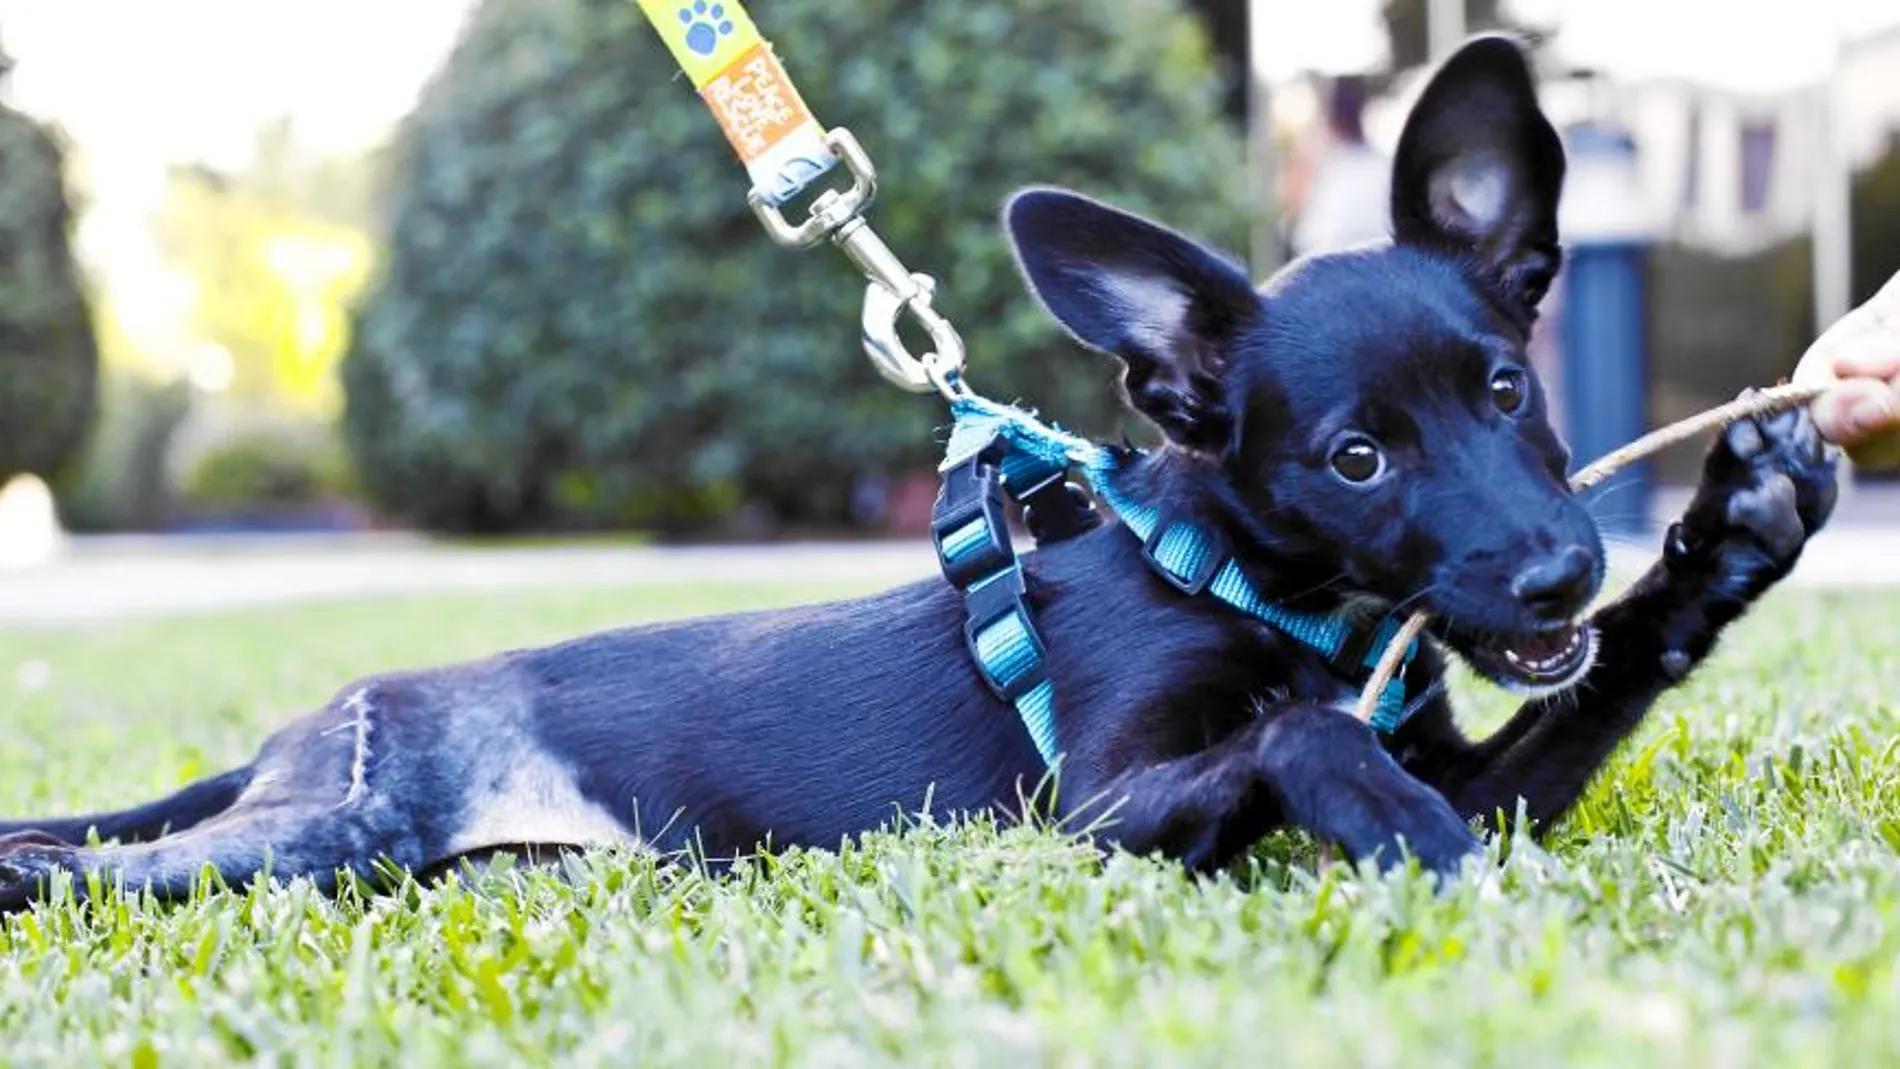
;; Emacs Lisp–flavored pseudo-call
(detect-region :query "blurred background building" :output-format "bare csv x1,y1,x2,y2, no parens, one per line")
0,0,1896,555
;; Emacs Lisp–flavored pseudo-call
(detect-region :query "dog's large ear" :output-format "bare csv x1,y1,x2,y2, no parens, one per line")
1005,187,1258,453
1390,35,1565,314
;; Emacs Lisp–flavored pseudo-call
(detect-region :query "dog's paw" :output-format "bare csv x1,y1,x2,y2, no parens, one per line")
1260,705,1481,882
0,832,77,911
1669,399,1838,596
1368,784,1483,883
1321,770,1480,883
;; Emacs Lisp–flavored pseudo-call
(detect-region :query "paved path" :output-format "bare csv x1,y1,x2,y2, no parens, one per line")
0,535,939,627
0,522,1893,628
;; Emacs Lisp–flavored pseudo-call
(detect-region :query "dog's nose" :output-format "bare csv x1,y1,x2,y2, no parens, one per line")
1509,545,1597,622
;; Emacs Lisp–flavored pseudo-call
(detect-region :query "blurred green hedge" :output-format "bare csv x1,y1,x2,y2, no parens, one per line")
342,0,1257,534
181,427,356,513
0,105,99,485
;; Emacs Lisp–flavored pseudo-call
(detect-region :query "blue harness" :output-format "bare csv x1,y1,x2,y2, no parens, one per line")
930,395,1421,765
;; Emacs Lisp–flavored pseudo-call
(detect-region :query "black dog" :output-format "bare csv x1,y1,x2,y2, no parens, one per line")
0,37,1837,908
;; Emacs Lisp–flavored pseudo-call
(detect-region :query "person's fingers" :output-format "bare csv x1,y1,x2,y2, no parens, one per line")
1795,270,1900,384
1790,271,1900,467
1812,378,1900,468
1813,377,1895,439
1831,348,1900,380
1793,306,1882,387
1835,272,1900,378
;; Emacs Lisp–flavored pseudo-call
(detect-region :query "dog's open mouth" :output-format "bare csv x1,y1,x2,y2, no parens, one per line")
1461,623,1595,690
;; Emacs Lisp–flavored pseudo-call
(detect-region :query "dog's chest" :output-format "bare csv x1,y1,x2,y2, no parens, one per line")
1246,644,1363,714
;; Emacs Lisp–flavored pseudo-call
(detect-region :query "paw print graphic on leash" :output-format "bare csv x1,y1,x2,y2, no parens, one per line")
679,0,735,58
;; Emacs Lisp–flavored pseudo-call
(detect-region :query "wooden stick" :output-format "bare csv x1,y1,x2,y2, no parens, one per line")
1568,383,1826,492
1350,382,1827,724
1352,610,1432,723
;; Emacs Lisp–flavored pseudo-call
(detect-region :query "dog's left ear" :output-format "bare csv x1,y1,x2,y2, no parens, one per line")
1390,35,1566,314
1004,187,1259,454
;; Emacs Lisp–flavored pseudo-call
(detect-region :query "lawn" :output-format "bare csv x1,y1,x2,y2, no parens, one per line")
0,579,1897,1067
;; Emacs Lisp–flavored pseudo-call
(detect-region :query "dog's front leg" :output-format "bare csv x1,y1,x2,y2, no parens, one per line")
1414,407,1838,832
1075,703,1478,877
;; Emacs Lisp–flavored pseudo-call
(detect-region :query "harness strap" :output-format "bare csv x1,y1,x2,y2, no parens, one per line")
931,426,1067,764
934,398,1421,763
1089,468,1419,734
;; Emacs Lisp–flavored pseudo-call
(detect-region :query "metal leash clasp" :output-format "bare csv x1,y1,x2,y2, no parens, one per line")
849,241,967,398
747,128,878,249
745,128,968,399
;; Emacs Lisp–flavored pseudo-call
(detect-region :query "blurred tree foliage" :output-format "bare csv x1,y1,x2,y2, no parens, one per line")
54,372,191,532
157,120,376,418
343,0,1258,534
1182,0,1247,124
60,119,380,531
0,100,99,483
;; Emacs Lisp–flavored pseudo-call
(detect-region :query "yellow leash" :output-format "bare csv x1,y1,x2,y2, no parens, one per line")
634,0,836,208
634,0,971,400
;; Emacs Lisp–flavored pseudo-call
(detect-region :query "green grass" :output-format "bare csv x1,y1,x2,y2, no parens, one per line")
0,581,1897,1067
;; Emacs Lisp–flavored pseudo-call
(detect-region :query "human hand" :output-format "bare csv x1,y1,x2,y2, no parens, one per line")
1793,271,1900,470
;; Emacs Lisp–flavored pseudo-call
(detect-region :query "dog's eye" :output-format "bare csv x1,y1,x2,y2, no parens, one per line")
1329,438,1386,484
1491,368,1529,414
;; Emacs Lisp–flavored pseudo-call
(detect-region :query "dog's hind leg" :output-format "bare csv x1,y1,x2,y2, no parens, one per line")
0,678,448,910
0,665,644,910
0,797,429,910
0,766,255,846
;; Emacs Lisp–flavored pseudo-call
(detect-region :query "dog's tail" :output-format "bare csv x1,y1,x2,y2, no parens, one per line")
0,765,254,846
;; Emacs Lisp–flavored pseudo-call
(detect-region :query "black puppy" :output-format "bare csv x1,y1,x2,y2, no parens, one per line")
0,37,1837,907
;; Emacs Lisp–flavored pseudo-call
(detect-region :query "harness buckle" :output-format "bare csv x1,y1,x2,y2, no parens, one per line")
961,565,1048,703
931,448,1014,590
1014,470,1101,545
1140,520,1225,596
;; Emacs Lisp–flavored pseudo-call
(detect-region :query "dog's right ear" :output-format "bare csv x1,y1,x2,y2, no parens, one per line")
1390,35,1566,316
1004,187,1259,454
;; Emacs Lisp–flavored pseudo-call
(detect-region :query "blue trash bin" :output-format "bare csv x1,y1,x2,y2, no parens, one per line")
1556,121,1655,539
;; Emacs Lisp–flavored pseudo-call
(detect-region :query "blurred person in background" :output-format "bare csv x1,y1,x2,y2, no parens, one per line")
1280,74,1391,258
